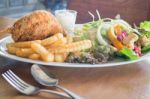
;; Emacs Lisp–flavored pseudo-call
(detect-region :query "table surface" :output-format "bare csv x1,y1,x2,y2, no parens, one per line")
1,17,150,99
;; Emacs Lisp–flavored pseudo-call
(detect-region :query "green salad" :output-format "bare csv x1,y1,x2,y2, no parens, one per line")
66,11,150,64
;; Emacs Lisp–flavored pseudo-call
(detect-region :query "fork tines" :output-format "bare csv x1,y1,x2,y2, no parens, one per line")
2,70,70,98
2,70,30,93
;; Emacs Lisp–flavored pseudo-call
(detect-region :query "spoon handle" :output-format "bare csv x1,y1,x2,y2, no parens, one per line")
56,85,83,99
40,89,71,99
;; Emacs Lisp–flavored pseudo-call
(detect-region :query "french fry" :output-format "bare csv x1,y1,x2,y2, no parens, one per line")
66,35,73,43
41,33,63,46
7,40,41,48
49,37,67,48
6,33,91,63
54,53,68,62
29,54,40,60
73,36,81,42
63,53,69,61
48,40,92,53
31,42,54,62
16,48,34,57
16,50,25,57
7,45,20,54
54,53,64,62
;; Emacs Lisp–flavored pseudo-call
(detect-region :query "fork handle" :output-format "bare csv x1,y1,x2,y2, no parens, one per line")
56,85,83,99
39,89,71,99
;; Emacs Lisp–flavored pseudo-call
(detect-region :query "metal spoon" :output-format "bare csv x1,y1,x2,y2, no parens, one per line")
31,64,83,99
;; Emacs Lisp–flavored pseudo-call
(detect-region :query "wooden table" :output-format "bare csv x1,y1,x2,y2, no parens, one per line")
1,17,150,99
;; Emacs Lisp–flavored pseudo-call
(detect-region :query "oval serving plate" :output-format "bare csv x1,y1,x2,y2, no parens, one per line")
0,36,150,68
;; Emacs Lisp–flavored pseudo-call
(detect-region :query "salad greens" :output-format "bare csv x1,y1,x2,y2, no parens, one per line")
140,21,150,39
70,11,150,64
141,44,150,53
75,17,140,61
140,21,150,30
75,20,101,49
119,48,139,60
83,21,101,31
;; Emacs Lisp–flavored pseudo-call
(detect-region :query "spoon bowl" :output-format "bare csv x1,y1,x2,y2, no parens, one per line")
31,65,58,86
31,64,83,99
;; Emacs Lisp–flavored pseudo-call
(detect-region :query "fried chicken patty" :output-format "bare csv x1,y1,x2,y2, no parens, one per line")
1,10,67,42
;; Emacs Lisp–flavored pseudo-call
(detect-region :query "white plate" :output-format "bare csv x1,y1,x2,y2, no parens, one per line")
0,36,150,68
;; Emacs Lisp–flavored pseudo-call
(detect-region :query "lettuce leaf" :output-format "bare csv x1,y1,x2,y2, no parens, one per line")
119,48,139,60
142,44,150,53
140,21,150,30
140,21,150,39
82,21,101,32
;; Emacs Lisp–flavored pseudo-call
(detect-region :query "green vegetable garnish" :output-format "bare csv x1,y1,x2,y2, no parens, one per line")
141,44,150,53
119,48,139,60
140,21,150,30
83,21,101,31
101,28,108,38
76,21,102,49
141,31,150,40
140,21,150,39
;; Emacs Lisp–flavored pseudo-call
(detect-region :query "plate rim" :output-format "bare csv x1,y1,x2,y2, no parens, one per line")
0,35,149,68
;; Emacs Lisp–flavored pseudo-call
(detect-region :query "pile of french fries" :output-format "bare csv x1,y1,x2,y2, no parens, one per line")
6,33,92,62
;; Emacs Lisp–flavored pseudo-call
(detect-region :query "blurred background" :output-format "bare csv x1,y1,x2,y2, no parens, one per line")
0,0,67,18
0,0,150,25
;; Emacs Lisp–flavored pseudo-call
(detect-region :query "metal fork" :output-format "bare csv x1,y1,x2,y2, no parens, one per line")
2,70,70,99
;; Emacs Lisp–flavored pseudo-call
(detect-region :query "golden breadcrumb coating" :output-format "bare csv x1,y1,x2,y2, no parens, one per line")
1,10,67,42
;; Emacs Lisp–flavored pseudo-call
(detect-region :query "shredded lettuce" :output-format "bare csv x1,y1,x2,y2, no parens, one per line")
96,22,112,46
75,21,102,50
83,21,101,31
141,31,150,40
101,28,107,38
